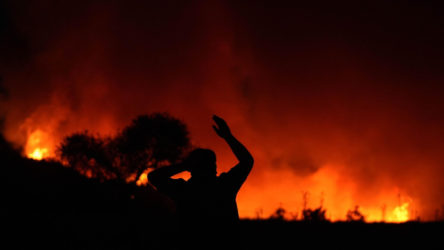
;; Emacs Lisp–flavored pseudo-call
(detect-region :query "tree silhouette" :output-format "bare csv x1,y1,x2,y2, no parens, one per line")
59,131,115,180
114,113,190,181
59,113,190,183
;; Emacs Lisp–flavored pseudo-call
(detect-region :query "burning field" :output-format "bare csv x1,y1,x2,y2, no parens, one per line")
1,0,444,225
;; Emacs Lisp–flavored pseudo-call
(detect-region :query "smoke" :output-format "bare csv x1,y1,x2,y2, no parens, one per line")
1,0,444,220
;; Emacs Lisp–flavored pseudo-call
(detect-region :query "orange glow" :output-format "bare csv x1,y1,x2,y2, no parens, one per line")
21,128,417,222
136,172,148,186
236,164,415,222
25,129,54,161
20,124,420,222
390,202,410,223
2,0,444,225
28,147,49,160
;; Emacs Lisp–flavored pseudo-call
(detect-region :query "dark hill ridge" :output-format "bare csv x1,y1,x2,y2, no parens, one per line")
1,133,173,215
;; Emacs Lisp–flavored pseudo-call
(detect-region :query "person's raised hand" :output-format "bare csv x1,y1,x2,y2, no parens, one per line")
212,115,232,139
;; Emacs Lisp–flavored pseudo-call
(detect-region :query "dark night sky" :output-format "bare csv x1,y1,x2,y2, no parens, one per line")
1,0,444,220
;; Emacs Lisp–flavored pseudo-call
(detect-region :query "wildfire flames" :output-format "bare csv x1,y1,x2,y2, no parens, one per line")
26,130,52,160
20,126,414,222
2,1,444,223
28,148,48,160
392,203,410,223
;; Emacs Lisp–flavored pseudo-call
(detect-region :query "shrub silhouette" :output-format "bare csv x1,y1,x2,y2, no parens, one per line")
346,206,365,222
59,113,190,183
269,206,287,221
302,207,327,222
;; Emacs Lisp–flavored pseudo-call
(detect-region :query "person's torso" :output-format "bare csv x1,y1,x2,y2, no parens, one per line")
175,176,239,226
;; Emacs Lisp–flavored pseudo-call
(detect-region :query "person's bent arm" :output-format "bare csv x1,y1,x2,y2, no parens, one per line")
148,163,187,189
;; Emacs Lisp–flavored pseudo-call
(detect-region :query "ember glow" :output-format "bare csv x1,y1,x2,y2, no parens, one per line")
1,1,444,222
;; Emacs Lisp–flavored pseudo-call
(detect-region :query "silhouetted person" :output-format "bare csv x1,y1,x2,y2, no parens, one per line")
148,115,254,249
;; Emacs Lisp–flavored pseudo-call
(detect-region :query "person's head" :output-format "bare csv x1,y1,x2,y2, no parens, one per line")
186,148,217,178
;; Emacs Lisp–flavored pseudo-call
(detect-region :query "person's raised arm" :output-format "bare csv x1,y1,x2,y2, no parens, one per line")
212,115,254,172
